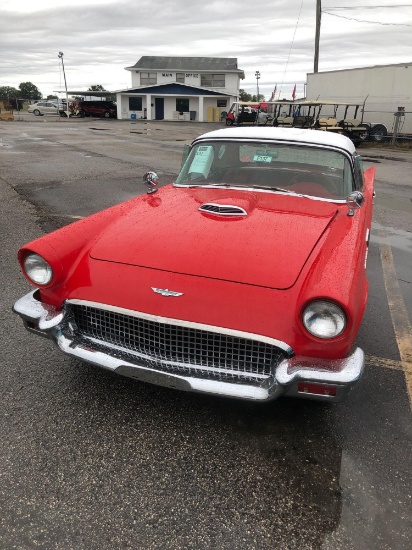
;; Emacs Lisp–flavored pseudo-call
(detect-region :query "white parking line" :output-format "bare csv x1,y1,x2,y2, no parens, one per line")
378,227,412,411
366,355,409,371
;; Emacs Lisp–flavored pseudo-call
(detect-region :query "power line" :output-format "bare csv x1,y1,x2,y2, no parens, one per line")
278,0,305,98
327,5,412,9
323,10,412,26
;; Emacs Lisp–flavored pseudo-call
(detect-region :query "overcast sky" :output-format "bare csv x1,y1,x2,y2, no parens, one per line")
1,0,411,99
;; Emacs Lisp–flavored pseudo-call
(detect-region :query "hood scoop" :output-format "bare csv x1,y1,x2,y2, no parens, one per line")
199,202,247,216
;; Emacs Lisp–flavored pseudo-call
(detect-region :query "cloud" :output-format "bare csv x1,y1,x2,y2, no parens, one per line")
0,0,411,98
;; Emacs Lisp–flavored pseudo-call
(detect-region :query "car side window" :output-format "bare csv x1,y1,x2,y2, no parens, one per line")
353,155,364,190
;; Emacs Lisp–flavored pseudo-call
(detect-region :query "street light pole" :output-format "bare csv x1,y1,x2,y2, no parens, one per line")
58,52,70,119
255,71,260,102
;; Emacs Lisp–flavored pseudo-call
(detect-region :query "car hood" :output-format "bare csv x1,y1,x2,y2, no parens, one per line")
89,186,338,289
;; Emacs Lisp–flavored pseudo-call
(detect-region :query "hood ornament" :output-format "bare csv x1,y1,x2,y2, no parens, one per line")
152,287,184,297
143,171,159,194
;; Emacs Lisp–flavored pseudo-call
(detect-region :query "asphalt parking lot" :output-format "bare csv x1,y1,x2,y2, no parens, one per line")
1,116,411,549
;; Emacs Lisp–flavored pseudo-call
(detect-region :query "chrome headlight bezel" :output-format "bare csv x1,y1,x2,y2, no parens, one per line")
302,300,347,339
23,253,53,286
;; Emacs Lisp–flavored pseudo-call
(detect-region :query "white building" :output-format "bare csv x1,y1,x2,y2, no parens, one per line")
115,56,244,122
306,62,412,134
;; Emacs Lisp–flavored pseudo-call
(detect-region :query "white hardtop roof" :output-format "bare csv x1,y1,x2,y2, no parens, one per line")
194,127,356,154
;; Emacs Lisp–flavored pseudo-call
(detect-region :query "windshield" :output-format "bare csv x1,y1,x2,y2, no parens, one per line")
175,140,355,199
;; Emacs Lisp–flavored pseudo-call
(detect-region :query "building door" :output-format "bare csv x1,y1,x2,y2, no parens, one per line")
155,98,164,120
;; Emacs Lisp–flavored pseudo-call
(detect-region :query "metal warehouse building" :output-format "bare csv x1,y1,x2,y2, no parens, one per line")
306,62,412,134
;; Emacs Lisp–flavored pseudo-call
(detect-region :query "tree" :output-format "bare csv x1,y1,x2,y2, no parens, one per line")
238,89,266,103
19,82,42,100
87,84,115,101
0,85,20,98
88,84,106,91
239,89,252,102
47,94,58,100
251,94,266,103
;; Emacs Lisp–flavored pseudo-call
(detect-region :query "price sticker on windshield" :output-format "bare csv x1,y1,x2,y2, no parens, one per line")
253,154,272,163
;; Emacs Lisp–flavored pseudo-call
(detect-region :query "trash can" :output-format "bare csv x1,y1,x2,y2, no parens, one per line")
190,111,196,121
130,113,136,120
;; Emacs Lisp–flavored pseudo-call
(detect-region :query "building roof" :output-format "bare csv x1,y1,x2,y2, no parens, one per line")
114,83,231,96
307,61,411,76
126,56,244,76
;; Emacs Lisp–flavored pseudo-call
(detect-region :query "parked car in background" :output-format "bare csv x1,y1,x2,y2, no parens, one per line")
75,100,117,118
28,101,67,116
13,127,375,403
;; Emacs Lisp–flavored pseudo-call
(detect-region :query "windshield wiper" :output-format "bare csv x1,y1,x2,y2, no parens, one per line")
249,184,293,193
178,182,298,194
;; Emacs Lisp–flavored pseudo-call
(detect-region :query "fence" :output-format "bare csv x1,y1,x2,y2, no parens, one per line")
362,104,411,146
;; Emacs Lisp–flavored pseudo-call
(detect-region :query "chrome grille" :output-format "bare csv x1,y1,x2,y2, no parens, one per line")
68,304,285,382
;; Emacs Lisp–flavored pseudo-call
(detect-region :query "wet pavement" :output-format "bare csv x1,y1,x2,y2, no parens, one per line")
0,119,411,549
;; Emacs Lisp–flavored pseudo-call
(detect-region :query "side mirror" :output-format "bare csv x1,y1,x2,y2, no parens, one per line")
346,191,364,216
143,171,159,194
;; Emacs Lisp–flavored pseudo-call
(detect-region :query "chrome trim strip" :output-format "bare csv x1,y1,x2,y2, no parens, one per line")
67,298,294,354
174,183,347,204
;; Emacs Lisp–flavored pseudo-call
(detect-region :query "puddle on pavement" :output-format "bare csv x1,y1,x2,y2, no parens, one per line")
371,222,412,256
80,152,105,158
363,157,381,163
321,451,409,549
374,192,412,214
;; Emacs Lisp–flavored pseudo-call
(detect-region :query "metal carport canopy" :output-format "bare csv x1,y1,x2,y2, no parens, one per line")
53,90,113,97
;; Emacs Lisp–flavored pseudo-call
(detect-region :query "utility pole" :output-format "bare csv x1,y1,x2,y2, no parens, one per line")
314,0,321,73
58,52,70,119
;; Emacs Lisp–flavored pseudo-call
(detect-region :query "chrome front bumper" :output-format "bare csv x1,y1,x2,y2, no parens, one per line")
13,291,365,402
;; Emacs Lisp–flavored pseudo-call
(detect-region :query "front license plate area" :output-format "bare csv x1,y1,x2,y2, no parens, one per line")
115,365,191,391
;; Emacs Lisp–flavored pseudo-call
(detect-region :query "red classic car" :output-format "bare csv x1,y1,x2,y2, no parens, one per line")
13,127,375,402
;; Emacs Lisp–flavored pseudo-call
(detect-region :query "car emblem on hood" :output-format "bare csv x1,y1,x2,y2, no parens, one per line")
151,287,184,297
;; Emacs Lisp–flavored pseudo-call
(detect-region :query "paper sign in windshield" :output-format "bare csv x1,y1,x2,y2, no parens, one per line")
189,145,214,177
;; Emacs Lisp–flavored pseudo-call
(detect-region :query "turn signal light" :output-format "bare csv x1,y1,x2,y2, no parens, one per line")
298,383,337,396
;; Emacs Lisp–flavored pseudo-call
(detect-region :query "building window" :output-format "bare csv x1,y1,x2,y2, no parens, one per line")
176,73,185,83
140,72,157,85
217,100,227,108
200,74,225,87
129,97,143,111
176,98,189,113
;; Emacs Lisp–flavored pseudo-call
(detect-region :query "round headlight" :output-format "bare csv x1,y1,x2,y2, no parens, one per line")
23,253,53,285
303,300,346,339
